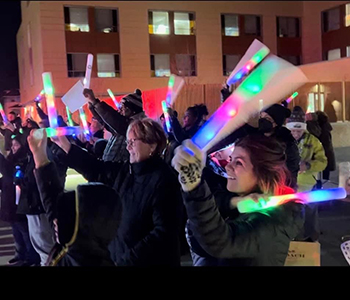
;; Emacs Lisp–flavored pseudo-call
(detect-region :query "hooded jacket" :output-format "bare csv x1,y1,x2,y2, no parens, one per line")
34,162,122,266
183,181,305,266
296,131,328,192
65,144,183,266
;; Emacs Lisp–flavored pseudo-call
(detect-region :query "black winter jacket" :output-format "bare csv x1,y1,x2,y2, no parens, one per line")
183,181,305,266
0,148,28,223
65,144,183,266
34,162,121,266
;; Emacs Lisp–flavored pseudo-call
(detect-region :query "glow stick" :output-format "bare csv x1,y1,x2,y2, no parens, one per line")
83,54,93,89
161,101,171,132
237,188,346,214
165,75,175,105
192,55,308,153
286,92,298,104
0,103,8,125
66,106,74,127
227,43,270,86
79,107,90,135
42,72,58,128
107,89,121,109
33,127,83,140
170,75,185,106
35,90,45,102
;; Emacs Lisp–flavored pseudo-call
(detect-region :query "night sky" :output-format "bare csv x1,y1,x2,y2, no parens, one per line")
0,1,21,93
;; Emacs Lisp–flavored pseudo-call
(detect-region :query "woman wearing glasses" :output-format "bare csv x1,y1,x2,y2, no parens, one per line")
50,118,183,266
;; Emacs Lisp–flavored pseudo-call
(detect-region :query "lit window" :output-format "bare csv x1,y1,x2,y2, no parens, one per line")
280,55,301,65
97,54,120,77
322,7,340,32
95,9,118,33
327,48,341,61
150,54,170,77
277,17,299,37
174,12,195,35
27,23,34,86
223,55,241,76
347,46,350,57
149,11,169,35
64,7,89,32
175,54,196,76
346,4,350,27
244,15,261,35
307,93,316,113
67,53,88,77
222,14,239,36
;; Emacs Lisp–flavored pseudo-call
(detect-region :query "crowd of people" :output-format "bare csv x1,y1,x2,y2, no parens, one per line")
0,83,336,266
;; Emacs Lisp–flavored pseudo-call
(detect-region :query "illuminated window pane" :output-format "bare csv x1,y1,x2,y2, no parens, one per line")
346,4,350,27
151,54,170,77
150,11,169,35
97,54,119,77
65,7,89,32
174,12,191,35
224,15,239,36
327,48,341,61
347,46,350,57
95,9,117,33
67,53,88,77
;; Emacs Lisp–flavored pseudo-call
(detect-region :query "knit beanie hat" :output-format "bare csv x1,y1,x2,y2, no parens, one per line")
286,106,306,130
263,104,291,127
121,89,143,114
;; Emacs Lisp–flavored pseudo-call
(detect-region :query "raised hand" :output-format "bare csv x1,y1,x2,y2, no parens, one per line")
83,88,98,105
27,129,50,169
172,139,206,192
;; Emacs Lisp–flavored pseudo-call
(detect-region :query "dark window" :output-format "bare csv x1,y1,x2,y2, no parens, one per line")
322,7,340,32
244,15,261,35
280,55,301,66
67,53,88,77
175,54,196,76
277,17,300,37
95,8,118,33
223,55,241,76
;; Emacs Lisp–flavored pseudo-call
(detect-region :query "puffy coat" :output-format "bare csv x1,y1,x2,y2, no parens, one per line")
183,181,305,266
34,162,121,266
296,131,328,192
65,144,183,266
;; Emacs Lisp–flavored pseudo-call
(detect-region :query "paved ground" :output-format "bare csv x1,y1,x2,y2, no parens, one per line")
1,148,350,266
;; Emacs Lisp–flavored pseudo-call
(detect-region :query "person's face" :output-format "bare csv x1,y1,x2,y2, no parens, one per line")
225,146,258,196
291,129,305,141
183,110,197,128
11,140,21,154
120,101,133,118
126,130,156,164
90,118,102,133
260,112,277,128
8,114,15,122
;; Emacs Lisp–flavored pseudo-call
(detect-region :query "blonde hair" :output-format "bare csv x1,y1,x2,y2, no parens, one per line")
127,118,166,156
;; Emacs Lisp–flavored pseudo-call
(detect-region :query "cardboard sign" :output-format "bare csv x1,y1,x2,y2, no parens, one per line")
61,80,88,113
284,241,321,266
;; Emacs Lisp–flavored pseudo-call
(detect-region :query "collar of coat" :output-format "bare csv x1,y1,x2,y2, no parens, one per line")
130,155,163,175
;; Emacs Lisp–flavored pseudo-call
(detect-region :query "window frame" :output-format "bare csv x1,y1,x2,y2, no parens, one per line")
96,53,121,78
67,52,89,78
148,10,170,35
221,13,240,37
276,16,300,38
173,11,196,35
64,5,90,33
94,7,118,33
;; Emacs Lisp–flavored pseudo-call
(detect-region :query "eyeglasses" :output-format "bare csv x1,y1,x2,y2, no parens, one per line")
125,138,142,147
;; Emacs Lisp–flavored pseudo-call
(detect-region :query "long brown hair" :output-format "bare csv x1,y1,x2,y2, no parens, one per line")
234,134,290,194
